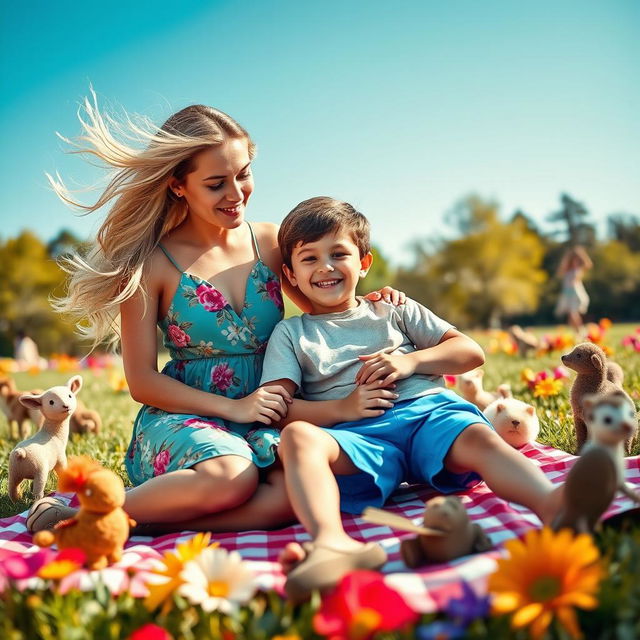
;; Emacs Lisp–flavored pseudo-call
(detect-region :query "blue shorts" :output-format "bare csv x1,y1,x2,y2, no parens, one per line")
324,389,492,514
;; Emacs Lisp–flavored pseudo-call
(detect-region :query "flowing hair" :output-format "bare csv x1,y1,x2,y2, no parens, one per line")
50,89,255,349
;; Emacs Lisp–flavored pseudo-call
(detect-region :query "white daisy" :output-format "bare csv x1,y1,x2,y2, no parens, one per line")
177,547,257,614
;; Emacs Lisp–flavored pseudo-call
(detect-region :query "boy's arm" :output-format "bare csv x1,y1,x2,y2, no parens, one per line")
264,378,397,428
356,328,485,387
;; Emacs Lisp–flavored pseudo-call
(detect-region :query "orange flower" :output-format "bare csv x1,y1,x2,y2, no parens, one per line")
533,378,563,398
599,318,612,330
38,548,86,580
488,528,602,639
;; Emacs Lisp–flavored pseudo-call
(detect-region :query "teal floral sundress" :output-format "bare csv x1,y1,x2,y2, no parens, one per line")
125,223,285,486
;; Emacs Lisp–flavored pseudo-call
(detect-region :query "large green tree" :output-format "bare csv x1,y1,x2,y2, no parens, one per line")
396,196,547,327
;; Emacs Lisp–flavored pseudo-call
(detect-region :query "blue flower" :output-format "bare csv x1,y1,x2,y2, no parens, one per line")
444,581,490,627
417,620,466,640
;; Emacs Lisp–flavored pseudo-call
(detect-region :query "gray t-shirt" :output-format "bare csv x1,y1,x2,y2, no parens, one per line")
260,297,453,402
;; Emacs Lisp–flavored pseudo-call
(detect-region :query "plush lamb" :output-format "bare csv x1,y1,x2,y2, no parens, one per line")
7,375,81,502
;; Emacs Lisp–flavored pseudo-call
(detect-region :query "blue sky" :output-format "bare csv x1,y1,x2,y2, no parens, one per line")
1,0,638,265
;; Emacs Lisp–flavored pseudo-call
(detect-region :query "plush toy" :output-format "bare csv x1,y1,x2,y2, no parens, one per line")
553,391,639,533
362,495,492,567
70,398,102,435
508,325,539,357
0,376,44,440
483,397,540,449
33,456,135,570
7,376,80,502
561,343,634,452
458,368,511,411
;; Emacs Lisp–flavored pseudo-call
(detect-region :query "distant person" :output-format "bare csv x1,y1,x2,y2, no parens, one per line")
554,245,593,334
13,330,45,371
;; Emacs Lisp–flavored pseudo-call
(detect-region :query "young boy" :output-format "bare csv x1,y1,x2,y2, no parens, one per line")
260,196,562,601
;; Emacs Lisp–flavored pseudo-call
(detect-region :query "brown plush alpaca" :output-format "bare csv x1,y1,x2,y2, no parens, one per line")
553,391,639,533
458,368,511,411
0,376,44,440
33,456,135,570
7,376,80,502
70,398,102,435
561,343,634,452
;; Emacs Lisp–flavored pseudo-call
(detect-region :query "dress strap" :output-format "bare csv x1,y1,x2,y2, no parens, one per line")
247,222,261,261
158,243,184,274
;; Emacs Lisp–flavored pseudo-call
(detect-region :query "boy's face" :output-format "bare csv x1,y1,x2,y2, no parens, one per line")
283,231,372,314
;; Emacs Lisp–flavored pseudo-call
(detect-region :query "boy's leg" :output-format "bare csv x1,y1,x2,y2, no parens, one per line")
278,420,365,551
444,423,562,524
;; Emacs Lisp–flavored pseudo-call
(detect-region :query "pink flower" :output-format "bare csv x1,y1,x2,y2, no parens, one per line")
0,547,55,590
265,279,284,310
167,324,190,348
128,623,173,640
184,418,229,432
211,363,235,391
196,284,227,312
553,366,570,380
153,450,171,476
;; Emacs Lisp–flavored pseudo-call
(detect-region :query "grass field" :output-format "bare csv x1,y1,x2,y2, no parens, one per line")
1,322,639,639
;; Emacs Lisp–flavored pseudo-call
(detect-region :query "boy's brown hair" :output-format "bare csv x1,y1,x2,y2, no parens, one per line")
278,196,371,269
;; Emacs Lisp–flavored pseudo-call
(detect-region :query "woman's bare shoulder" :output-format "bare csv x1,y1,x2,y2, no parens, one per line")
251,221,282,271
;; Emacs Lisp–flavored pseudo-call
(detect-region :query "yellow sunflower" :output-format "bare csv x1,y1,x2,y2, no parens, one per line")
144,532,218,613
488,527,603,639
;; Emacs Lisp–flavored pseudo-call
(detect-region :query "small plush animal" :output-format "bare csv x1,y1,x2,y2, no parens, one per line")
561,343,634,452
70,398,102,435
508,325,539,357
363,495,492,567
458,368,511,411
33,456,135,570
7,376,80,502
0,376,44,440
553,391,639,533
483,397,540,448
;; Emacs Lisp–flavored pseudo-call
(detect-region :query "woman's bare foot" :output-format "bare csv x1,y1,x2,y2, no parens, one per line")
278,542,307,574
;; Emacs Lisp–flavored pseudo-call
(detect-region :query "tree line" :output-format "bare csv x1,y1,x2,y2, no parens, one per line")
1,193,639,356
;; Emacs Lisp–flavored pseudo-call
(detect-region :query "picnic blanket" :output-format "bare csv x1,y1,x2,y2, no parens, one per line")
1,443,639,613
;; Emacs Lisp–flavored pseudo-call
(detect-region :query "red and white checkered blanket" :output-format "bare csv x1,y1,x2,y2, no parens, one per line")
2,444,639,612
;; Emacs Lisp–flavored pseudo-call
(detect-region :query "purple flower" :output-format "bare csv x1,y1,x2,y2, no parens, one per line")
444,581,490,627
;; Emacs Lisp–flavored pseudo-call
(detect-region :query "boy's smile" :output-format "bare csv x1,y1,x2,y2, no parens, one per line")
284,231,372,314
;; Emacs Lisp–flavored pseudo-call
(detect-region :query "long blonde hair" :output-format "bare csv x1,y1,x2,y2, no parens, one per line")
51,89,255,349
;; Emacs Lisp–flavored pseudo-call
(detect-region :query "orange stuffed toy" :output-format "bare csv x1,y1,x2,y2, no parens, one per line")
33,456,135,570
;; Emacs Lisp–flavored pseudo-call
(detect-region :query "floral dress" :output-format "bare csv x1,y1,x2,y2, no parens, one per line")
125,224,285,485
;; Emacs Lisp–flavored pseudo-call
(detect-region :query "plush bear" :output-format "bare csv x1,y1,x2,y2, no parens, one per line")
363,495,492,567
33,456,135,570
483,397,540,449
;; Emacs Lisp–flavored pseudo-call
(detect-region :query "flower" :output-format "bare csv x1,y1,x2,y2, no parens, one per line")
488,527,603,639
553,366,570,380
313,570,418,640
178,546,257,614
0,548,55,590
599,318,612,330
144,533,217,612
196,283,227,312
128,623,173,640
184,418,229,432
265,278,284,310
444,581,489,627
153,449,171,476
417,620,466,639
211,363,235,391
444,375,457,388
167,324,190,348
38,548,87,580
533,377,564,398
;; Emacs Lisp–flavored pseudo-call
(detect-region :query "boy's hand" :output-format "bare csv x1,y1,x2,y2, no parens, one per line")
363,286,406,306
356,350,416,386
341,381,399,421
233,385,292,425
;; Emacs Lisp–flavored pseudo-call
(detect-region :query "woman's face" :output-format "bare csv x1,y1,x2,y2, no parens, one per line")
173,138,254,230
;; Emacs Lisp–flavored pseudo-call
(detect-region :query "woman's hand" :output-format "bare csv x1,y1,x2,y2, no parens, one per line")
355,350,416,386
233,385,293,425
363,286,406,306
340,380,398,421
